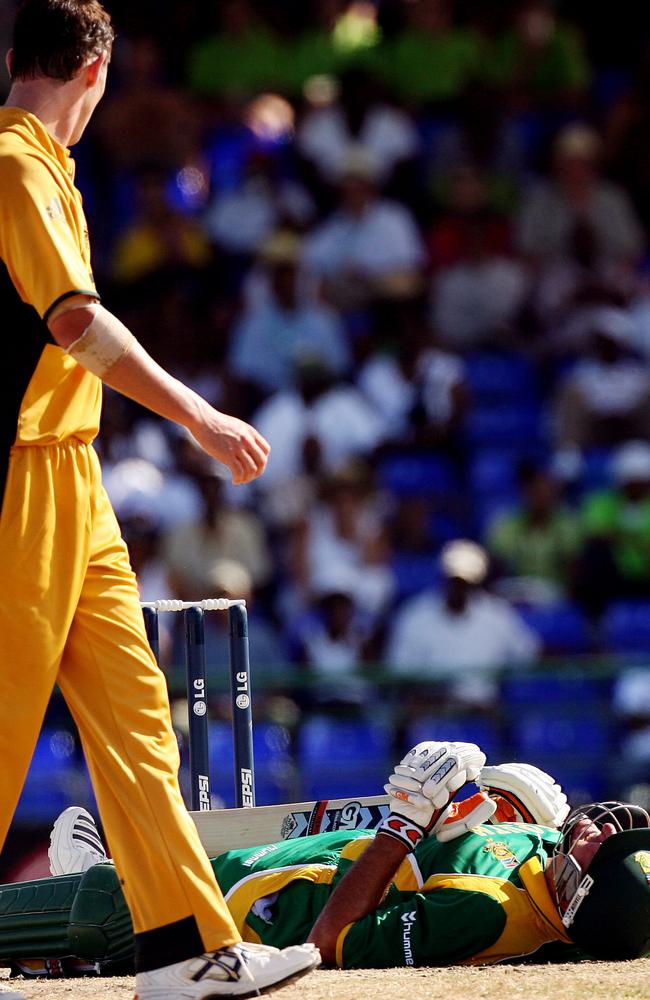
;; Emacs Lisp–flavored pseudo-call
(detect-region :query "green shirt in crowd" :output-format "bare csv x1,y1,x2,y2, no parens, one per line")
371,29,482,103
187,29,287,98
580,490,650,582
487,508,580,589
481,24,591,97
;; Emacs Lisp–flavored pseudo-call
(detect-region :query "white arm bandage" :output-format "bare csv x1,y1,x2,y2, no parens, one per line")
66,304,136,378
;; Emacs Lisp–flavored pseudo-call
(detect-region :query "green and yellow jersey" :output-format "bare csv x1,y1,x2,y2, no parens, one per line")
0,825,576,972
215,825,573,967
0,107,100,506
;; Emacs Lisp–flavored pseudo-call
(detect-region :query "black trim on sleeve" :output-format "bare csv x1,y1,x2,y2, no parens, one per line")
43,287,99,323
134,915,205,973
0,259,49,517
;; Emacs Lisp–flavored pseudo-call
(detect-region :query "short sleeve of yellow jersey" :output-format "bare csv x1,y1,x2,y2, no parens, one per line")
0,152,98,320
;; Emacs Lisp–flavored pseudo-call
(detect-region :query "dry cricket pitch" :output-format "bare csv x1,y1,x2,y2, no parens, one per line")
2,961,650,999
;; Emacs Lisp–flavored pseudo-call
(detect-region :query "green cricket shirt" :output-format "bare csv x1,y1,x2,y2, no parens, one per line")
213,823,574,968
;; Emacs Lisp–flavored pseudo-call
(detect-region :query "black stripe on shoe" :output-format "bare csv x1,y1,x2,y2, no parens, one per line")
71,818,105,853
72,831,105,852
192,949,242,983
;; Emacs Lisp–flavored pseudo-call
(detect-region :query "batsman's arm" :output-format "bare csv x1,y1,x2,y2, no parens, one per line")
48,301,270,485
307,833,407,964
309,740,486,963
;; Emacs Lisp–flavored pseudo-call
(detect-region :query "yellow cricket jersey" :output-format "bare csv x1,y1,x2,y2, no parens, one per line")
0,107,101,503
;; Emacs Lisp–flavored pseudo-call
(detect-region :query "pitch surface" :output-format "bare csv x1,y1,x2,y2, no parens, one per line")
2,962,649,999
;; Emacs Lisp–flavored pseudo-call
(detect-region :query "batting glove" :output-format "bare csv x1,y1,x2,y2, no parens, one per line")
379,741,486,851
478,762,570,828
432,791,497,842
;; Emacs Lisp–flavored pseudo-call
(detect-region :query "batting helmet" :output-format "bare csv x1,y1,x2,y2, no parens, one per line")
551,801,650,960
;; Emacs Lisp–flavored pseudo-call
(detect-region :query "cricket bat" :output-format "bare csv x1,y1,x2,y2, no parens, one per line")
190,794,390,856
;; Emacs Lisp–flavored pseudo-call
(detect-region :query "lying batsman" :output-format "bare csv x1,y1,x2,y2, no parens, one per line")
1,741,649,978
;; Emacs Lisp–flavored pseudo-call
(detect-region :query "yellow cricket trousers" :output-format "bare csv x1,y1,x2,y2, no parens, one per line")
0,439,240,971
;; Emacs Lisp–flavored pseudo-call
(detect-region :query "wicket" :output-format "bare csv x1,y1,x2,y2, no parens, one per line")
141,599,256,812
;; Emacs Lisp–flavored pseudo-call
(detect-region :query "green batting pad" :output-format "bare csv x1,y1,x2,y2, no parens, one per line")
0,873,82,958
68,862,134,963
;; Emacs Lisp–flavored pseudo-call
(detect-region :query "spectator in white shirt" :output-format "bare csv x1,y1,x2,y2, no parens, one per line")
297,66,420,188
289,567,373,710
193,559,287,674
429,166,530,349
286,462,394,621
302,145,426,308
204,149,314,256
385,539,540,704
253,358,386,488
357,296,467,448
162,456,273,596
517,123,644,271
229,231,350,397
554,306,650,449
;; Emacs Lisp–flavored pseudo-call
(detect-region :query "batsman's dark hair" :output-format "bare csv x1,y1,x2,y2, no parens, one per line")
11,0,114,83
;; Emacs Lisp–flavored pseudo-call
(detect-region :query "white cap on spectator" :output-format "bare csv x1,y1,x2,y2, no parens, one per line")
611,441,650,484
206,558,252,599
440,540,489,584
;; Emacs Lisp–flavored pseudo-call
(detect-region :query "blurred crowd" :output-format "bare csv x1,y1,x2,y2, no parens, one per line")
4,0,650,783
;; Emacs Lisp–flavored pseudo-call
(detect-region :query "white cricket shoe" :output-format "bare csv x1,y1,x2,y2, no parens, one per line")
48,806,108,876
134,940,321,999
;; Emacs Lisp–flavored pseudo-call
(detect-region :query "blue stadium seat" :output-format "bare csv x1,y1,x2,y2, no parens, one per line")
253,723,297,805
511,753,608,804
376,453,455,498
580,448,615,493
602,601,650,654
501,673,610,706
405,716,503,761
464,404,543,449
473,492,519,536
297,717,393,800
464,352,538,403
205,127,256,193
504,668,613,801
391,553,441,601
515,603,590,655
14,728,84,823
509,712,611,765
208,722,295,807
429,510,464,546
469,449,519,496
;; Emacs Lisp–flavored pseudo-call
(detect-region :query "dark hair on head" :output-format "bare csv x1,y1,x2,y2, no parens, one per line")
12,0,114,83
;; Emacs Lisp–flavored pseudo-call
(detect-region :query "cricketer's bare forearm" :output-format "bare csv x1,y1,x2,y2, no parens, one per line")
48,302,270,484
307,833,408,965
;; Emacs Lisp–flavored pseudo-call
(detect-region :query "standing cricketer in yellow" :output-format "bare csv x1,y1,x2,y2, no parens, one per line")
0,2,320,997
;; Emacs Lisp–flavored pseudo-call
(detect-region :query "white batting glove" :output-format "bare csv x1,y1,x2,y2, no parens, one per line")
380,741,486,851
478,762,570,828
